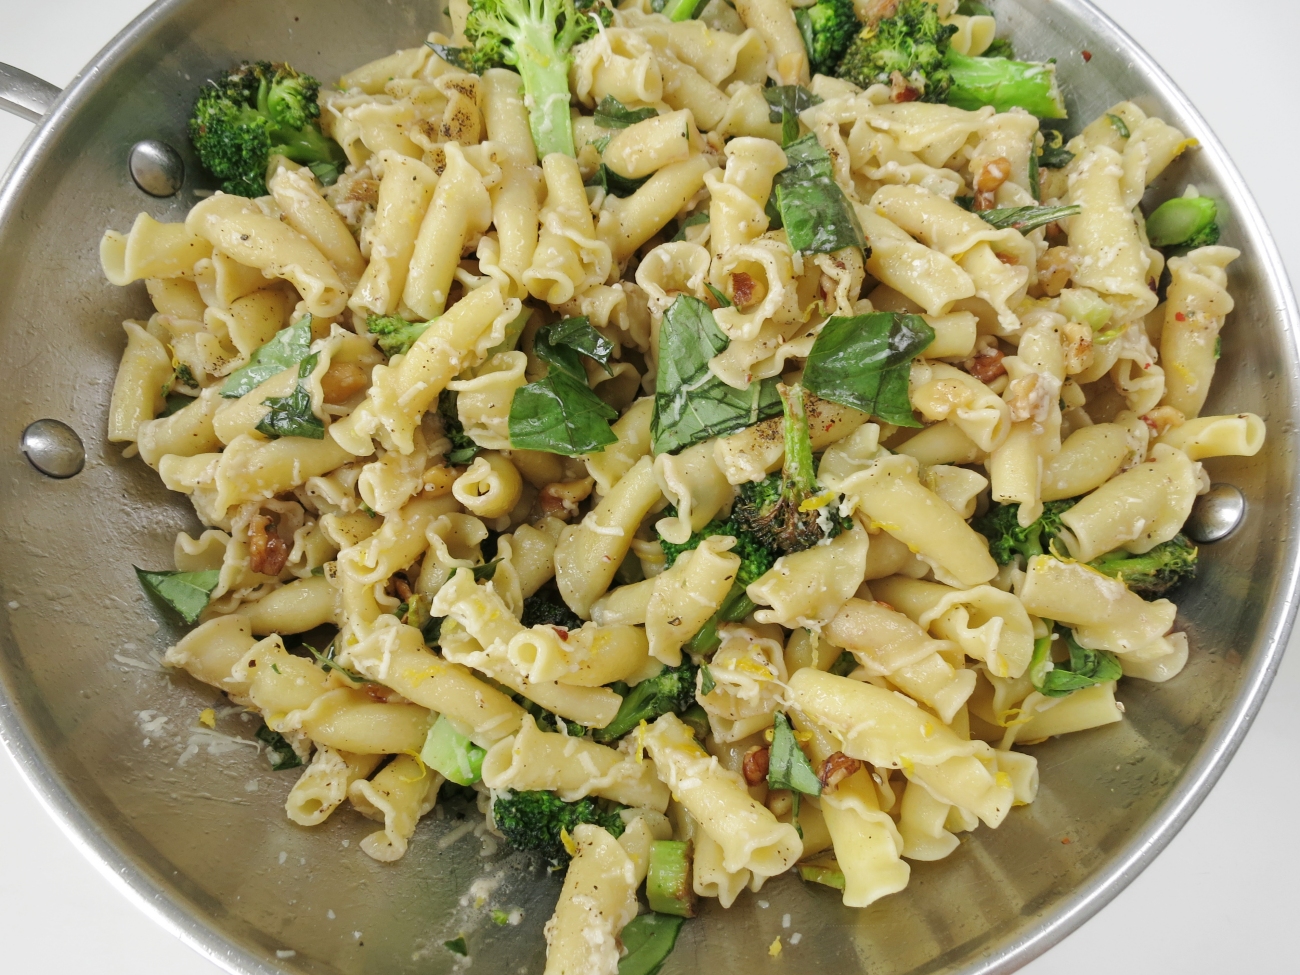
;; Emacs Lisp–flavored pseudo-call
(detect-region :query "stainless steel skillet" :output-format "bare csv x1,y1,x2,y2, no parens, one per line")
0,1,1296,973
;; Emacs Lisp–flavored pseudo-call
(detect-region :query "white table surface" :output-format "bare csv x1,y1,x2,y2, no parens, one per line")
1,1,1297,972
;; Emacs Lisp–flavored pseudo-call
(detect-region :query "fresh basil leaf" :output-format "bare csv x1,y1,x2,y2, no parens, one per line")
617,914,685,975
471,559,501,581
977,203,1081,233
1106,113,1131,139
699,664,716,696
161,392,195,417
1037,129,1074,169
671,211,709,242
255,722,304,770
764,85,822,147
587,163,652,198
829,649,857,677
221,316,313,398
705,283,732,308
547,316,614,369
443,936,469,957
802,312,934,427
772,134,865,254
593,95,659,129
134,567,220,624
508,321,620,456
438,389,481,465
255,353,325,439
1037,627,1123,697
767,711,821,795
953,194,975,211
650,296,782,455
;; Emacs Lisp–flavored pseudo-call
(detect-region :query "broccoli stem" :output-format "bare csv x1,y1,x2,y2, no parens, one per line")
646,840,697,917
658,0,707,21
514,39,579,158
421,715,486,785
944,51,1067,118
781,382,819,499
684,580,756,657
798,859,846,889
1145,196,1218,248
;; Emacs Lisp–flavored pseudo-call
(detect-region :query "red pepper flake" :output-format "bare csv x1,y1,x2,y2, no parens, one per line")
553,626,569,641
1061,837,1072,844
1081,50,1092,62
1175,312,1186,321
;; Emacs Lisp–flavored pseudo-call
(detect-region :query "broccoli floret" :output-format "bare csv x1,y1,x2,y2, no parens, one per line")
438,389,481,465
521,580,584,630
1145,195,1220,252
189,61,346,197
972,499,1078,565
1088,534,1198,599
490,789,625,863
659,513,777,586
795,0,859,78
836,0,955,98
464,0,608,157
592,661,699,744
366,314,429,357
835,0,1065,118
731,383,852,557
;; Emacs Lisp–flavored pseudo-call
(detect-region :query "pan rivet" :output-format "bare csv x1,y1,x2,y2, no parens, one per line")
1185,483,1245,543
20,419,85,479
129,140,184,197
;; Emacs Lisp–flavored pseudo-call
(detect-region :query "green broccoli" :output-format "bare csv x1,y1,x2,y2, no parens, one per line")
592,661,699,744
835,0,1065,118
366,314,429,357
521,581,584,630
490,789,625,863
651,0,708,21
1145,195,1220,252
971,499,1078,565
464,0,608,157
731,383,852,557
795,0,859,78
1088,534,1198,599
438,389,481,465
189,61,346,197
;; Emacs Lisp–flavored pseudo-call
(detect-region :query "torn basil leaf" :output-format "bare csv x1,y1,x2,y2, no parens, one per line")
443,936,469,957
617,913,685,975
1036,627,1124,697
134,567,220,624
507,321,619,456
764,85,822,146
802,311,934,427
705,283,732,308
221,315,313,398
767,711,821,795
699,664,716,696
161,392,195,417
255,353,325,439
547,315,614,369
650,295,782,455
593,95,659,129
471,559,501,582
671,211,709,242
255,722,304,770
587,163,652,198
977,203,1081,233
772,134,865,254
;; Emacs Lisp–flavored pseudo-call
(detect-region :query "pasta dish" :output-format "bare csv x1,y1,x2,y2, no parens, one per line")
97,0,1263,969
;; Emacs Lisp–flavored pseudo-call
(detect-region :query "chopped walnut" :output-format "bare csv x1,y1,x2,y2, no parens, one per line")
539,477,595,519
1060,321,1094,375
730,271,757,309
965,347,1007,384
743,746,771,786
889,71,921,102
248,512,290,576
1005,373,1053,424
974,156,1012,211
1141,405,1186,437
817,751,863,791
320,361,369,404
391,574,413,602
1037,246,1076,297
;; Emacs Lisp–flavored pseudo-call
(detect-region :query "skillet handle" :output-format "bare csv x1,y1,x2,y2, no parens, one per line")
0,63,60,122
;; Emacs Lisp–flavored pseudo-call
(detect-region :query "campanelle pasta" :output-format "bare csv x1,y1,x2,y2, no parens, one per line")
99,4,1264,972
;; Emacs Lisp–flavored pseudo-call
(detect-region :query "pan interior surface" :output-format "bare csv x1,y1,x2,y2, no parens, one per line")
0,1,1295,974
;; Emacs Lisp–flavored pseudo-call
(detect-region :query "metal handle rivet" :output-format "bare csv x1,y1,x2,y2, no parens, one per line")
20,419,85,478
1184,483,1245,543
129,139,184,197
